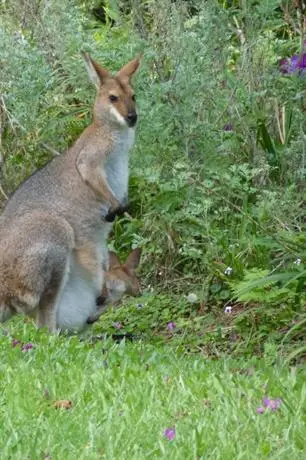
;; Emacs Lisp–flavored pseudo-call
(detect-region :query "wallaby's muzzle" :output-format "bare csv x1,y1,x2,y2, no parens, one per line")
126,111,137,127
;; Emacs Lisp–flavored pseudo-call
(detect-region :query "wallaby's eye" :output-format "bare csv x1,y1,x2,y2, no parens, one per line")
132,94,136,101
109,94,118,103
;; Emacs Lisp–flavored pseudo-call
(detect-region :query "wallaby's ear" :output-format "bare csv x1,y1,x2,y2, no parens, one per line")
108,251,121,269
125,248,142,270
116,55,142,84
82,52,111,90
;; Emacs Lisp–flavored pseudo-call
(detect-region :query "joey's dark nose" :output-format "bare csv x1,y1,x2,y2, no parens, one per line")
126,112,137,127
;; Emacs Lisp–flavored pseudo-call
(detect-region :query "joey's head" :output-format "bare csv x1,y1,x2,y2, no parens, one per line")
102,248,142,304
82,52,141,128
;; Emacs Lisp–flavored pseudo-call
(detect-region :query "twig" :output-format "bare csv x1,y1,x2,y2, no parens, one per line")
280,4,300,35
233,16,246,46
170,60,180,85
39,142,60,156
214,86,238,126
0,184,8,200
296,0,306,52
123,211,133,220
275,99,285,145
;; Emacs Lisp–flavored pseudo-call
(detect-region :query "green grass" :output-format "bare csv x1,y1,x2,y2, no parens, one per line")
0,320,305,459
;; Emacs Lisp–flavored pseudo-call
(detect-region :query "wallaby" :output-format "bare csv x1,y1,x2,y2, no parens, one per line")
86,247,141,324
0,52,141,332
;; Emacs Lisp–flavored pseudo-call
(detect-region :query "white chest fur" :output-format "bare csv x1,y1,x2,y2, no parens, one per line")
99,127,135,270
105,127,135,202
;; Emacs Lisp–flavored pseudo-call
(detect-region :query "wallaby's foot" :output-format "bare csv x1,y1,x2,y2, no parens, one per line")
104,203,130,222
0,302,15,323
36,308,58,332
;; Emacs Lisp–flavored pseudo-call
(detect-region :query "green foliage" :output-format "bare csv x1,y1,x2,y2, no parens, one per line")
0,0,305,357
231,266,306,306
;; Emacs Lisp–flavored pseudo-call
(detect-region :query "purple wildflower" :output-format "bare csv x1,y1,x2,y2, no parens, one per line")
280,43,306,75
164,427,176,441
12,339,21,347
223,123,233,132
271,399,282,411
167,322,176,331
113,321,122,330
22,343,33,351
256,406,265,414
263,397,282,411
137,303,143,309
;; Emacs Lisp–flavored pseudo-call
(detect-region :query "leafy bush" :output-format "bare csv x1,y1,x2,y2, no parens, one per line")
0,0,305,358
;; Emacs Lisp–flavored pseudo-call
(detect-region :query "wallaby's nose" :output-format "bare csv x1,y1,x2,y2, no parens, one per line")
127,112,137,127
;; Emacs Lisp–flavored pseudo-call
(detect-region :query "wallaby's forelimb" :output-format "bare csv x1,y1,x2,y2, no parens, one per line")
86,305,108,324
76,149,120,213
87,286,109,324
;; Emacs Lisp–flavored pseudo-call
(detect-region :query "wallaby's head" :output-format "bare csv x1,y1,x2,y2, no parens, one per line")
100,248,142,305
82,52,141,128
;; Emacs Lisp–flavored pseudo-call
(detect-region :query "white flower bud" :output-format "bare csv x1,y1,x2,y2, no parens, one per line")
187,293,198,303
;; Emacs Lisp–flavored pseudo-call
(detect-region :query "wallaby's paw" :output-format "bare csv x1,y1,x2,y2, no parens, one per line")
100,204,110,219
104,210,117,222
86,314,99,324
104,204,129,222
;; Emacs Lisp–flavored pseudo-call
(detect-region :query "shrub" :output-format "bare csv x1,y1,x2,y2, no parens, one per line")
0,0,305,356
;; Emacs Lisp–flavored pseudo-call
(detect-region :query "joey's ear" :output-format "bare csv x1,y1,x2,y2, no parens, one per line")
82,52,111,90
116,54,142,84
124,248,142,270
108,251,121,269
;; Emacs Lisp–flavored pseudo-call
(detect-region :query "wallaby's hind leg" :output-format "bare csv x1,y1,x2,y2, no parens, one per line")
36,253,70,332
36,302,57,332
0,212,74,330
